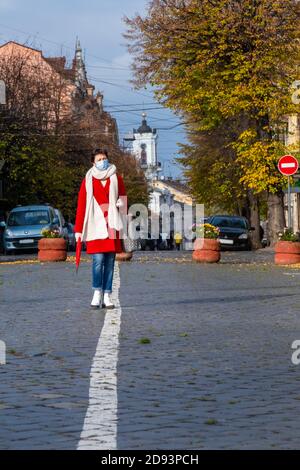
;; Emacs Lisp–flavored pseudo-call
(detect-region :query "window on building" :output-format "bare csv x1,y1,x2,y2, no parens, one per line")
140,144,147,165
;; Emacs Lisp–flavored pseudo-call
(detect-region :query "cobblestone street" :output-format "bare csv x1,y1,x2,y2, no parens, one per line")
1,250,300,449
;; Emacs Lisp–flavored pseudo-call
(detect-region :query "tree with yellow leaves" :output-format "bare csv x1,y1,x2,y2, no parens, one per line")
125,0,300,245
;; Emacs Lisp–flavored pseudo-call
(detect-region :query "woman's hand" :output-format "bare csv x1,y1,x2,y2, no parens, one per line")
75,233,82,242
116,198,124,208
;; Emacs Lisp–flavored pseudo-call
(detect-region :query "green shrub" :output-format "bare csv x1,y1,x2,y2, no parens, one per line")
279,229,299,242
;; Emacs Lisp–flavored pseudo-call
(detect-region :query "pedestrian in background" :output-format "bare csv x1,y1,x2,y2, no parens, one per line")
167,230,174,250
74,148,127,309
174,232,183,251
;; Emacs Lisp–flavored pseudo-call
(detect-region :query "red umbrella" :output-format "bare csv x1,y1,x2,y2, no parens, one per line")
75,236,82,274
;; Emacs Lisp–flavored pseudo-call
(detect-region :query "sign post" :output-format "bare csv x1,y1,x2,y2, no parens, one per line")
278,155,299,229
288,175,291,229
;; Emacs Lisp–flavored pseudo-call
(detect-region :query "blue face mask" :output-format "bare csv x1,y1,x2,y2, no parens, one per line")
95,159,109,171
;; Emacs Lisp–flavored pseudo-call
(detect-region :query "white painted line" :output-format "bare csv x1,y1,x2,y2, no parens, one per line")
77,262,121,450
281,163,296,168
283,272,300,276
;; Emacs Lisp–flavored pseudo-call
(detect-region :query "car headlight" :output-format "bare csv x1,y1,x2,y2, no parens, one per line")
5,229,14,238
41,225,51,232
239,233,248,240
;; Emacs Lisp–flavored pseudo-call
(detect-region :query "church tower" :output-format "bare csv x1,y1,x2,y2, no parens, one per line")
131,113,160,181
73,38,88,94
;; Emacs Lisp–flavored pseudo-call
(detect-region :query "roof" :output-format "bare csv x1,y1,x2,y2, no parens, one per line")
210,215,248,220
135,113,153,134
137,118,152,133
44,57,67,69
10,205,54,212
0,41,76,82
44,57,76,81
0,41,42,54
161,179,192,195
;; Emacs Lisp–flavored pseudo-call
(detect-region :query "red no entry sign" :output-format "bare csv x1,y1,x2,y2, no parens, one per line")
278,155,299,176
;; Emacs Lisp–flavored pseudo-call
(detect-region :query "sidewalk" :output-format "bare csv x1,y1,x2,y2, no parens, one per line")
0,246,275,264
1,251,300,449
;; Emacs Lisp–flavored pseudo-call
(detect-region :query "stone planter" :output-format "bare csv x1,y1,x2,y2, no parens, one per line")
38,238,67,262
274,241,300,265
116,251,133,262
192,238,221,263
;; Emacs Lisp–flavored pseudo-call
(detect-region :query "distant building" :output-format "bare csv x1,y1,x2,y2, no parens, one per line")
125,113,161,181
125,115,194,248
281,114,300,233
152,177,194,208
0,40,120,216
0,40,118,142
125,113,193,210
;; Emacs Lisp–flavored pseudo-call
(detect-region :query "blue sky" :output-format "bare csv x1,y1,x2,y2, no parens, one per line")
0,0,186,178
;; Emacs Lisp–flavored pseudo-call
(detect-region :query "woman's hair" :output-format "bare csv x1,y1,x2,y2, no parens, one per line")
91,148,109,163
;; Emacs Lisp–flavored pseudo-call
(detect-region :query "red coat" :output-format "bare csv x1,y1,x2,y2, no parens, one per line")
74,174,127,254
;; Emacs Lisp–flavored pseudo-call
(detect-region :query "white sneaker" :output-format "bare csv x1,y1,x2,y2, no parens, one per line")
91,290,102,308
103,292,115,309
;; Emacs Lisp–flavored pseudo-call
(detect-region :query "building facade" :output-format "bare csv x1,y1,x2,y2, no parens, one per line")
282,114,300,233
0,40,119,216
0,40,118,141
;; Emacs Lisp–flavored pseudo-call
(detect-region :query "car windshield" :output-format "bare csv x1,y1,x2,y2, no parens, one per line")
212,217,248,229
8,210,50,226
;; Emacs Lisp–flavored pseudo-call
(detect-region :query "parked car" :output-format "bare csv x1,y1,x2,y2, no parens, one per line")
0,211,6,254
139,232,157,251
54,208,69,247
208,215,254,250
66,223,76,251
1,204,60,255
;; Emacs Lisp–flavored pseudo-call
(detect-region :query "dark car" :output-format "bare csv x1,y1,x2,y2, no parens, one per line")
139,233,157,251
208,215,254,250
66,223,76,251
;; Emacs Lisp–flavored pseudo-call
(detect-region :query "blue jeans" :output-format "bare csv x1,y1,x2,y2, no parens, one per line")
92,253,116,293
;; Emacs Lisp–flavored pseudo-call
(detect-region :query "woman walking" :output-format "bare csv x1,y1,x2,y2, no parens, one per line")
74,148,127,309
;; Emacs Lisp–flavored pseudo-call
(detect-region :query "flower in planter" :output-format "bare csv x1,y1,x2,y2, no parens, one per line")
275,229,300,265
192,223,220,240
192,223,221,263
278,229,299,242
41,227,61,239
38,229,67,262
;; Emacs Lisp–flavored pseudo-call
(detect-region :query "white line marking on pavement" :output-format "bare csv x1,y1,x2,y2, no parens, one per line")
77,262,121,450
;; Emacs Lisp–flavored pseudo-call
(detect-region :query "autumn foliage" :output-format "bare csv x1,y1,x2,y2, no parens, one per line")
125,0,300,245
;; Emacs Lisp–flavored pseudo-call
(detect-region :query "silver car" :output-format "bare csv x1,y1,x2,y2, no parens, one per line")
1,204,59,254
